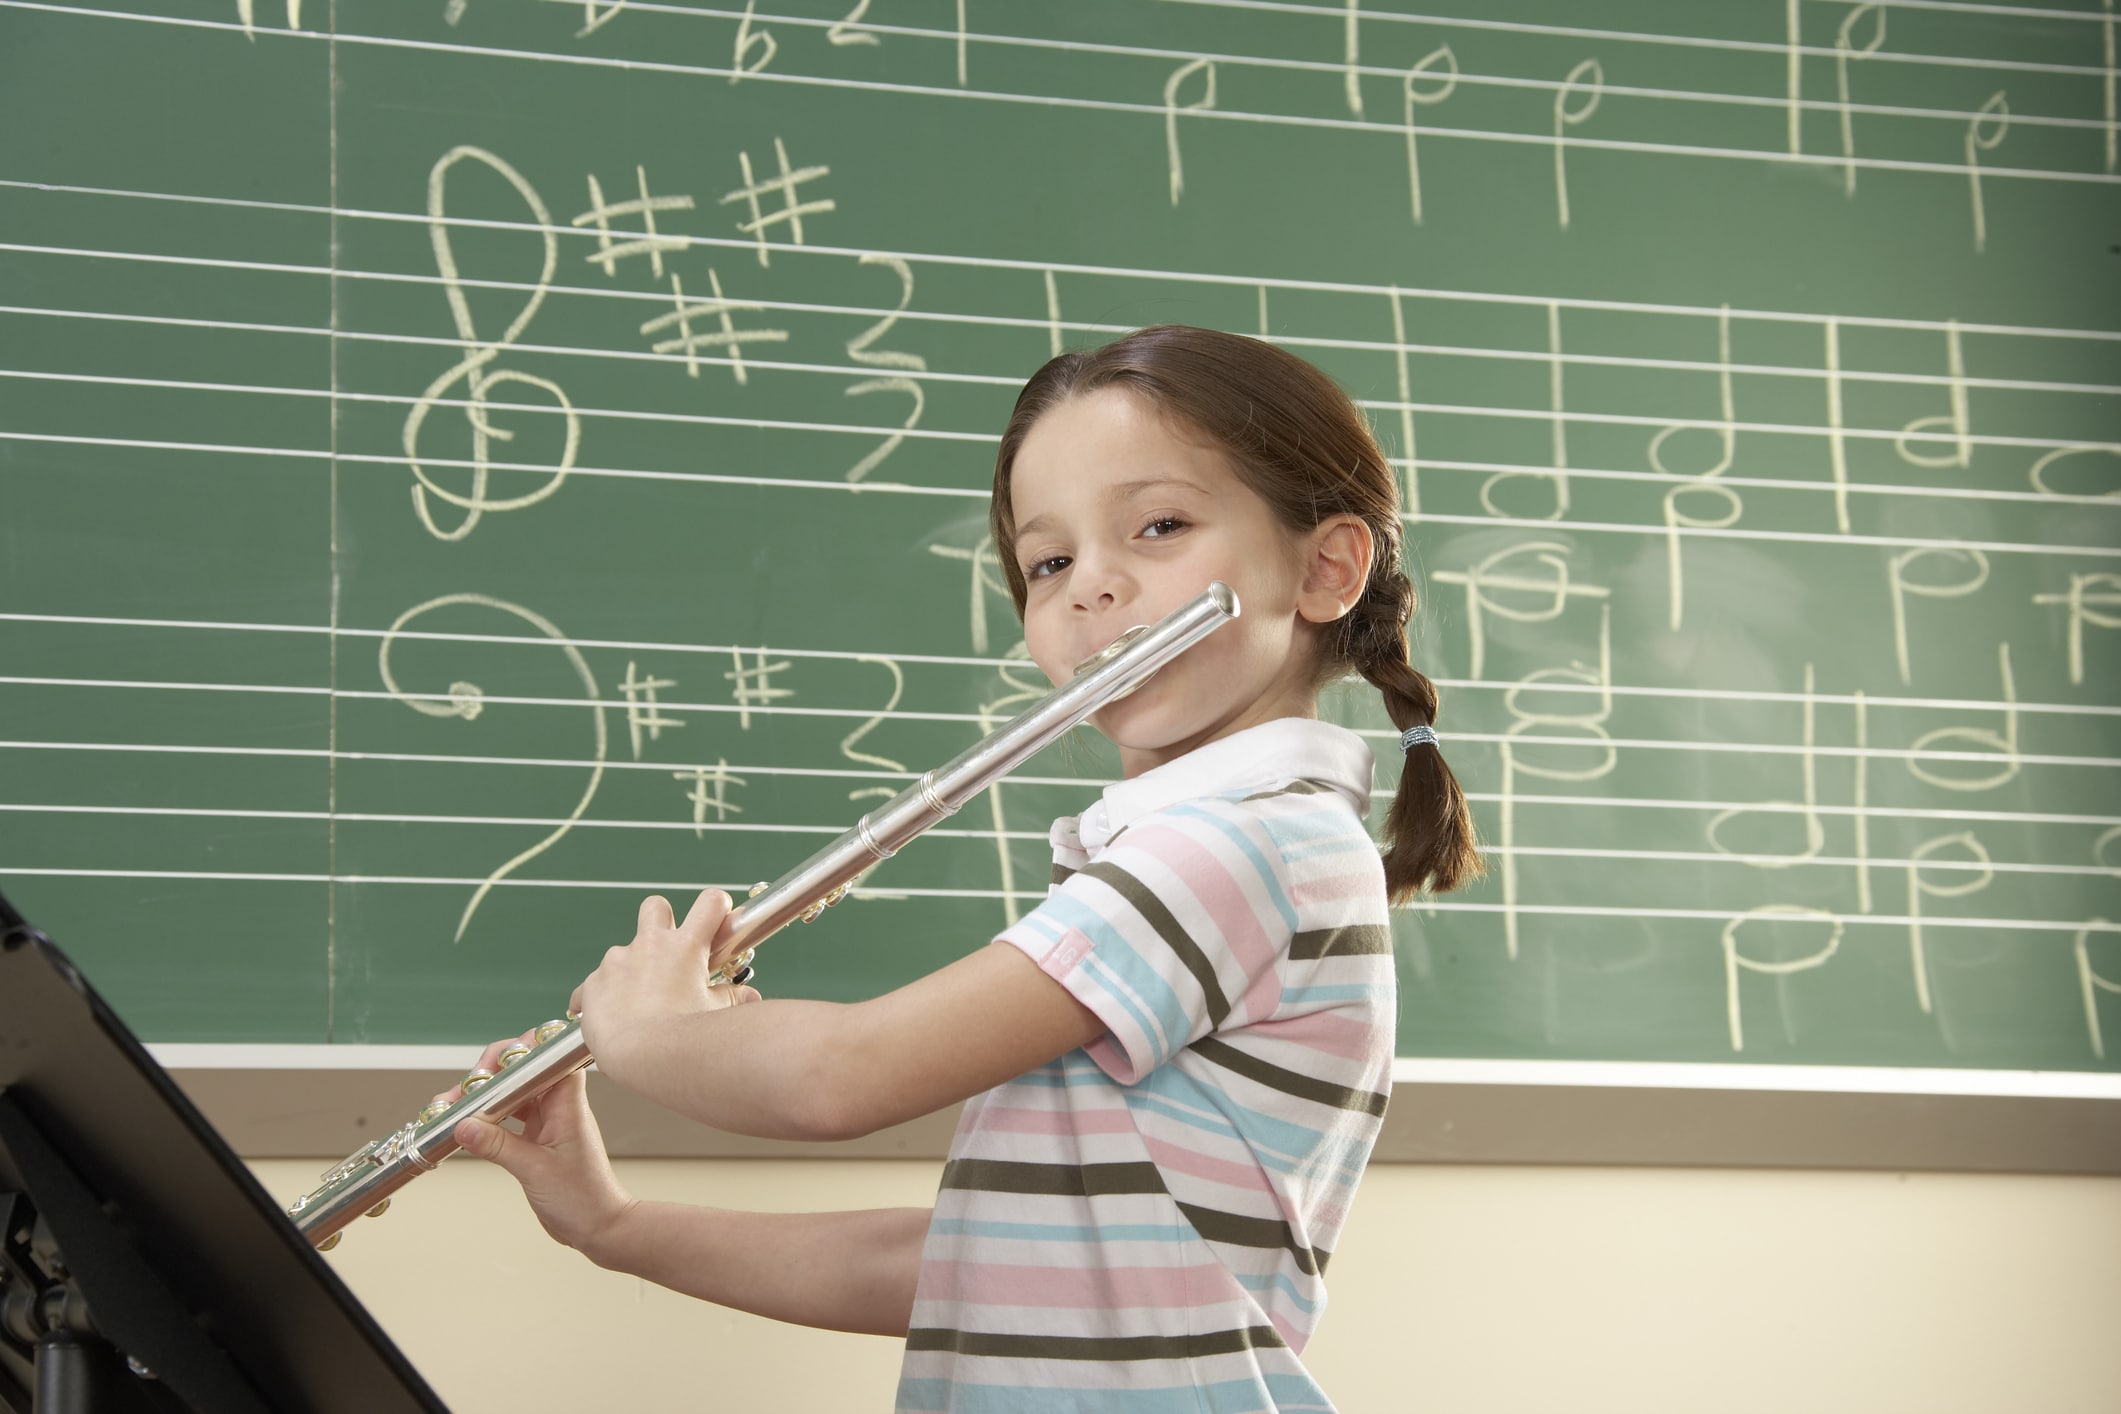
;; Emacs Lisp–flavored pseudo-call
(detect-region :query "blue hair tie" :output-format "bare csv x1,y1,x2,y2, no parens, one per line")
1399,725,1439,753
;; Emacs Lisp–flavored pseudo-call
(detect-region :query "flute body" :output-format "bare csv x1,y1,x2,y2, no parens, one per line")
290,583,1239,1247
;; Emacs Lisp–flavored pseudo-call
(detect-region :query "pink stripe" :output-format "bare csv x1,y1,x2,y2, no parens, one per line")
1143,1134,1274,1194
1246,1009,1388,1063
1127,819,1282,1019
1289,870,1381,906
920,1259,1244,1310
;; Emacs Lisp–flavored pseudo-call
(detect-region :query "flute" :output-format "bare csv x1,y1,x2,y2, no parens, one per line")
290,582,1240,1248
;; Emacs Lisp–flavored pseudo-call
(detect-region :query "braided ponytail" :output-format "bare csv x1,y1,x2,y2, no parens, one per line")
991,324,1484,905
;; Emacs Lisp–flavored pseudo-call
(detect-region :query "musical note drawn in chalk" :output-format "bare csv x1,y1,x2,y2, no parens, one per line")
1835,5,1887,196
573,167,694,279
378,593,607,942
1785,0,1804,155
721,138,836,266
1165,57,1217,206
2030,444,2121,499
1895,321,1971,469
2077,919,2121,1057
1905,831,1992,1015
1432,540,1610,680
1723,905,1843,1052
1343,1,1364,118
618,660,683,759
978,645,1054,927
1905,643,2018,793
2032,573,2121,685
840,656,907,804
1966,92,2011,252
1652,306,1739,630
1481,303,1571,519
1402,45,1458,226
929,535,1011,654
731,0,777,83
843,255,927,483
568,1,627,37
675,760,747,836
236,0,300,38
1706,663,1824,867
401,147,581,543
1386,285,1421,520
641,270,789,385
829,0,878,47
726,648,794,729
1888,546,1988,685
1553,58,1603,230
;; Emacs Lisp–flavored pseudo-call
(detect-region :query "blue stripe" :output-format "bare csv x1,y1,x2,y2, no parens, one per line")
1168,799,1299,932
1276,984,1384,1004
1234,1270,1325,1315
1038,891,1191,1059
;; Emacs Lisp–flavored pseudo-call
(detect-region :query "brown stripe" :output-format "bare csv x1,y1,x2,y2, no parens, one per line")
1290,923,1392,959
906,1325,1286,1362
1051,861,1077,887
1242,777,1334,803
1175,1200,1331,1277
1076,860,1230,1028
1191,1036,1390,1119
940,1158,1168,1198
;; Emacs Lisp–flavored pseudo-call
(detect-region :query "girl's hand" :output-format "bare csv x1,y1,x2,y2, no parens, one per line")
438,1028,635,1258
568,890,762,1088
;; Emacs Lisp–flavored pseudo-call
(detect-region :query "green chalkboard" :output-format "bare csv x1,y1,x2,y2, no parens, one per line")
2,0,2116,1074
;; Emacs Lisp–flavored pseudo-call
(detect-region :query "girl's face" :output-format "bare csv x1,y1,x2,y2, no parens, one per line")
1009,387,1357,777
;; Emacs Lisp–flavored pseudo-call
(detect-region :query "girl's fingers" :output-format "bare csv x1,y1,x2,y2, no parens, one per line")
637,893,675,931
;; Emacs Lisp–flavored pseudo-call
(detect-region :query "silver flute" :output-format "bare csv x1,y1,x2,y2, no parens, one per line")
290,582,1240,1247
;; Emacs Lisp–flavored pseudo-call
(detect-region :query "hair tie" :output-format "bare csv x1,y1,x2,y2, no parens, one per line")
1399,725,1439,753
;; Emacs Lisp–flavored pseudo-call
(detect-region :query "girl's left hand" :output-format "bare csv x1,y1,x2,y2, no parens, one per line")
569,889,761,1084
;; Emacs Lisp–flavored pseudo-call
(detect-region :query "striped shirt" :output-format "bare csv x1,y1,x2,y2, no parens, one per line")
898,718,1395,1413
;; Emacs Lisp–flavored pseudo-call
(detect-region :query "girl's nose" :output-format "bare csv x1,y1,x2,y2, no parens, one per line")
1068,544,1132,613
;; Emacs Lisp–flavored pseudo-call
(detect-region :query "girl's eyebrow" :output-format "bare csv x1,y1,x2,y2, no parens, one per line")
1014,478,1210,543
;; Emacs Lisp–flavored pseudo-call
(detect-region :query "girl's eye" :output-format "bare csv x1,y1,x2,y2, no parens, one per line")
1024,554,1070,580
1141,515,1188,538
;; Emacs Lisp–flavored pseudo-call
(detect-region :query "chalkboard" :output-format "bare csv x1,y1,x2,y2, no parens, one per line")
2,0,2116,1077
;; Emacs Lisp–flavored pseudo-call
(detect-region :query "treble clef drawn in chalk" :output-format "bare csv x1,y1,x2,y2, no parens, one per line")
401,147,582,542
378,593,608,941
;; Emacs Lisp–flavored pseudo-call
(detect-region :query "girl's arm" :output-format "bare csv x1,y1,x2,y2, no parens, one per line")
573,891,1107,1141
448,1060,932,1336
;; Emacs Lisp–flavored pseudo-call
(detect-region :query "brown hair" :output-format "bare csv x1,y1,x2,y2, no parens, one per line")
990,324,1483,901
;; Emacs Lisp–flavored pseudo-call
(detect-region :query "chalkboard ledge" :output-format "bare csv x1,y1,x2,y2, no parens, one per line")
151,1048,2121,1176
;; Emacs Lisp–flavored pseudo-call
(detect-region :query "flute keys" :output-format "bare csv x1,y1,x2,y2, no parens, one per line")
535,1018,569,1044
318,1232,343,1252
419,1101,451,1125
748,881,768,898
460,1068,496,1096
497,1043,533,1068
366,1199,392,1219
800,901,825,923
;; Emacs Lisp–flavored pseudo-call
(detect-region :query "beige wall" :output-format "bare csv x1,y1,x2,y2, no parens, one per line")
256,1157,2121,1413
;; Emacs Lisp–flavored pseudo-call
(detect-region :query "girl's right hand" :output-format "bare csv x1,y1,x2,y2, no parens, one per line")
434,1028,636,1259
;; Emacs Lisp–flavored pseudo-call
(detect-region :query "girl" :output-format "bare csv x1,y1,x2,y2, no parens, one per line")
448,325,1482,1412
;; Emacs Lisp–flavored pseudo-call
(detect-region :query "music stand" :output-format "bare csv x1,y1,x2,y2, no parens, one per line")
0,889,449,1413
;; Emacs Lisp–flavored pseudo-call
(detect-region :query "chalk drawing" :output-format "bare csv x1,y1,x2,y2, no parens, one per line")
1387,286,1420,519
1553,58,1603,230
640,269,790,385
236,0,300,39
2029,444,2121,499
1165,57,1217,206
569,1,628,38
1905,831,1993,1014
1480,303,1570,519
572,167,694,279
722,137,835,267
731,0,777,82
1707,663,1825,867
726,648,794,729
2032,574,2121,685
1432,540,1610,681
1343,1,1365,118
1895,320,1971,469
1402,45,1458,227
675,760,747,835
401,147,580,543
1966,92,2011,252
2075,919,2120,1057
1888,545,1989,685
829,0,878,46
377,593,606,942
1834,5,1887,196
928,535,1012,654
1906,642,2019,792
1723,905,1844,1052
839,655,908,803
618,660,682,759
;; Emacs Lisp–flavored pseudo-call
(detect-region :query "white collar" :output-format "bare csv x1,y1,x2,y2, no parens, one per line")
1074,717,1376,851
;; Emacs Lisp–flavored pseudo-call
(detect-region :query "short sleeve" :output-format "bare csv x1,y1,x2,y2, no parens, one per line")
996,797,1296,1085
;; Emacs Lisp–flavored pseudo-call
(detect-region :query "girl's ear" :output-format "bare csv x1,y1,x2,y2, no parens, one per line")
1296,515,1374,623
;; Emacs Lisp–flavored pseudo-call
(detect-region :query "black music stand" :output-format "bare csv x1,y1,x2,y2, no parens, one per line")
0,890,449,1414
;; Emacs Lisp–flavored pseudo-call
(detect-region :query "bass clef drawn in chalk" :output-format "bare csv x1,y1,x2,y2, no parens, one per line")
379,594,608,941
402,147,582,541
